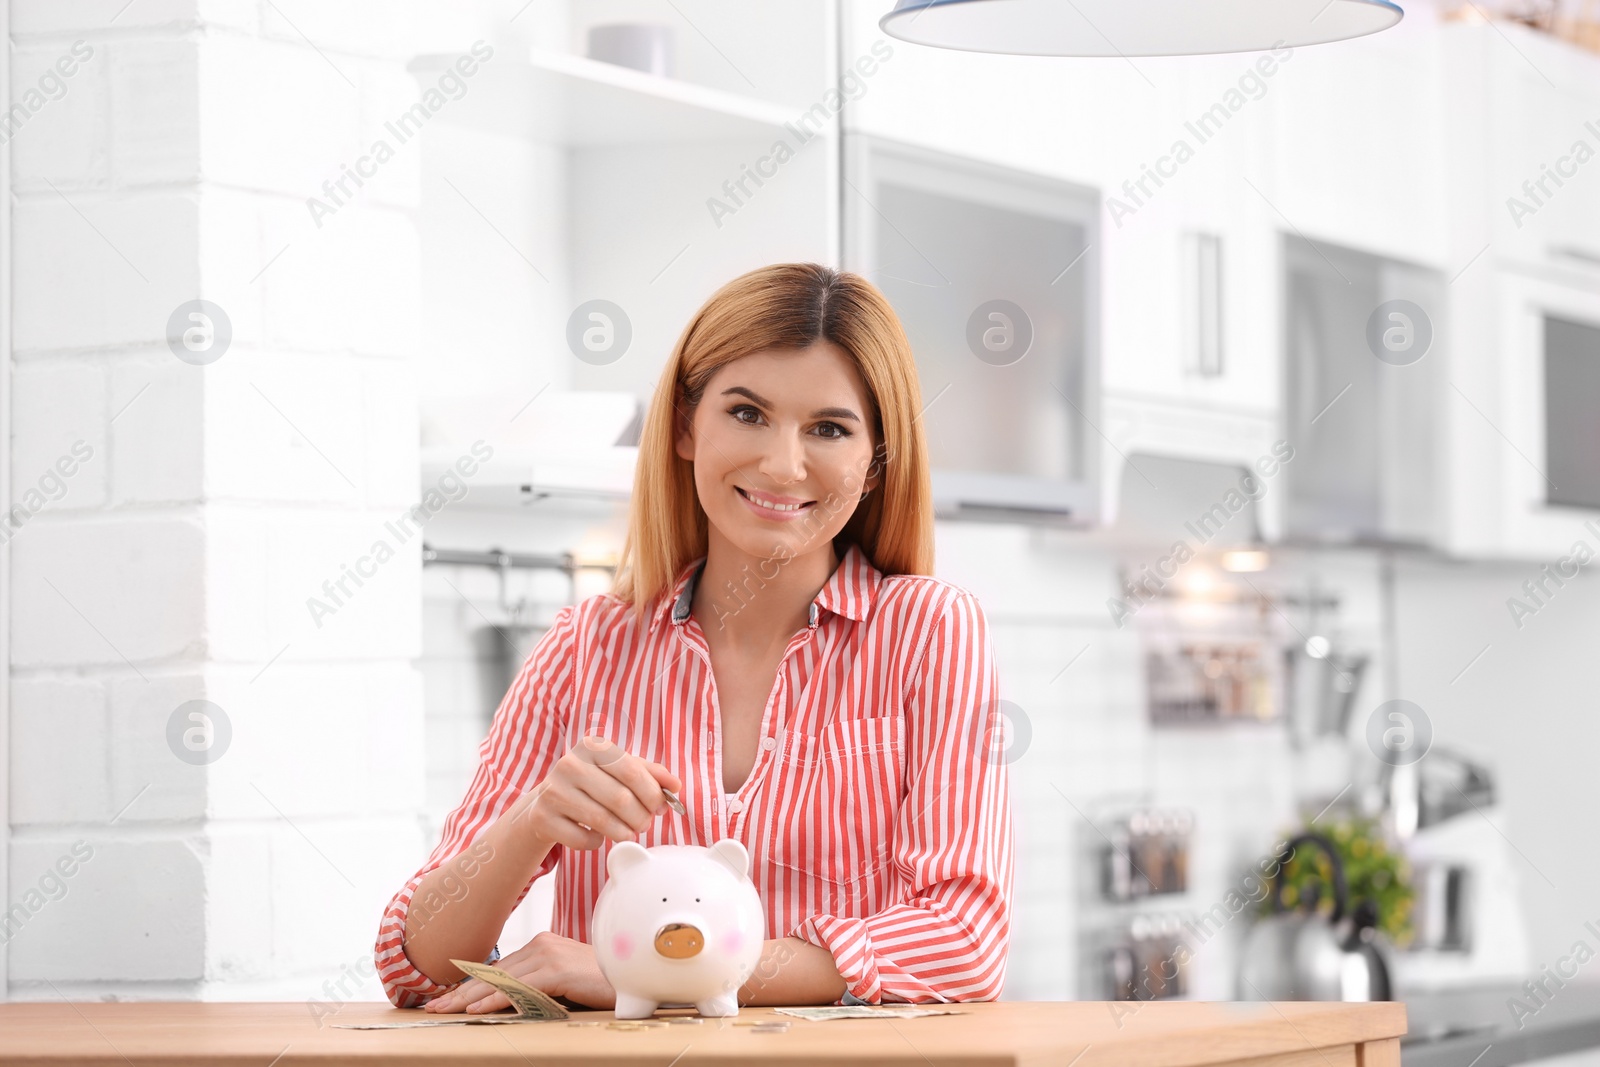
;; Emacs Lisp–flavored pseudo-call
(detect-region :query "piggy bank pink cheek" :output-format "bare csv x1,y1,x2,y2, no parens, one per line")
719,930,743,956
612,933,634,960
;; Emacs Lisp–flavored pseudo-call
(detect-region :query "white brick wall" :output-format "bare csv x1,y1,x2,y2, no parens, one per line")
6,0,425,1002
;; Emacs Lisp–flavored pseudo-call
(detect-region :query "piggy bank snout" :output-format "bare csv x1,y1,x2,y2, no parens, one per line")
654,922,704,959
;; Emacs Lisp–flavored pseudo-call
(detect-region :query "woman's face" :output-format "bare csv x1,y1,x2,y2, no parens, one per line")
675,341,880,564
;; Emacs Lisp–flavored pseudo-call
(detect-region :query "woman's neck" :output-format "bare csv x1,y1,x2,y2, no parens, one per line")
691,530,840,653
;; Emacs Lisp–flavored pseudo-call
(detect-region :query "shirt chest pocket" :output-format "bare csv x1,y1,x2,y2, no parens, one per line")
765,715,906,891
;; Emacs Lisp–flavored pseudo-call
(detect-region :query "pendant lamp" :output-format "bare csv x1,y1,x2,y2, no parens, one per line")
880,0,1404,57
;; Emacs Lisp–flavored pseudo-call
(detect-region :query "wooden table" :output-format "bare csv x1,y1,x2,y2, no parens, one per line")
0,999,1407,1067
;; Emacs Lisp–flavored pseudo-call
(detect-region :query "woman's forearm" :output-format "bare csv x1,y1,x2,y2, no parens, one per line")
402,792,554,986
739,937,848,1005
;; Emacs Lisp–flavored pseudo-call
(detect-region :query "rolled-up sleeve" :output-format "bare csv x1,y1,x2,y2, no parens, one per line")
375,604,578,1007
788,591,1014,1003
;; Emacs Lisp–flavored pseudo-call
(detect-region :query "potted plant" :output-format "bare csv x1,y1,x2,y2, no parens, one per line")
1260,814,1414,948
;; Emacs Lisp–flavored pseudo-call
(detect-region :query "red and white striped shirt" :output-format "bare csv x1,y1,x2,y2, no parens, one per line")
375,542,1013,1007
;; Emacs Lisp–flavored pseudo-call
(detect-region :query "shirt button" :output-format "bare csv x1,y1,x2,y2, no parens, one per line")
761,736,776,751
728,798,744,814
705,734,714,749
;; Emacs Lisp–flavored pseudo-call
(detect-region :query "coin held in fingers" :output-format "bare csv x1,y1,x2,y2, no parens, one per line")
660,788,688,816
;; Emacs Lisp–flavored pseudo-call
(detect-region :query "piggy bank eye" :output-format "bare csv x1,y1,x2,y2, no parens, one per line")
695,897,701,902
661,897,667,902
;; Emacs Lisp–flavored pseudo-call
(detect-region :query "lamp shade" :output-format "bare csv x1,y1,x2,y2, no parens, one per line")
880,0,1404,57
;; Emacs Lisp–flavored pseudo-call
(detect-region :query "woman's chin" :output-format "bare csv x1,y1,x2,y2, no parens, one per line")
715,523,812,562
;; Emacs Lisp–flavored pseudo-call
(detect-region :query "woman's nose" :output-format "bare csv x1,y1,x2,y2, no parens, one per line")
758,430,807,483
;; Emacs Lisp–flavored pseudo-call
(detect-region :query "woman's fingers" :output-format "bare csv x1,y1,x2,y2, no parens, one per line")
645,760,683,794
561,783,644,841
466,990,511,1014
426,977,489,1012
542,810,605,851
570,736,673,833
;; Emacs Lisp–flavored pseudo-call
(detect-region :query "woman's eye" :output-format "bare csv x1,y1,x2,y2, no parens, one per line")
814,422,851,439
730,405,762,424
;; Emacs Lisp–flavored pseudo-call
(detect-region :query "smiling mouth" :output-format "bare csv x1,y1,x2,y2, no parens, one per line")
736,487,815,513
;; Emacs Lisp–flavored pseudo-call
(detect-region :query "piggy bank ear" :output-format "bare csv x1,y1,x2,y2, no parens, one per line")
607,841,650,879
708,839,749,880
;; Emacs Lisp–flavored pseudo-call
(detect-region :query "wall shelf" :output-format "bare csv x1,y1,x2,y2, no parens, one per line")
421,444,635,508
406,48,801,146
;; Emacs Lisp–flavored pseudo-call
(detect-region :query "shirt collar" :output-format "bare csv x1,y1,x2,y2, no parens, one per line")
654,542,880,630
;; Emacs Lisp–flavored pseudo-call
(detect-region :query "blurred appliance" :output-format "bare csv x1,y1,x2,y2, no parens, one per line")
1077,799,1197,1000
1281,235,1448,547
1113,452,1269,549
843,132,1100,523
1436,0,1600,56
585,24,674,76
1283,636,1368,747
1102,809,1194,901
424,544,609,716
475,622,548,718
1105,913,1190,1001
1146,640,1275,724
1409,861,1474,953
878,0,1403,56
1411,746,1496,830
1238,832,1393,1002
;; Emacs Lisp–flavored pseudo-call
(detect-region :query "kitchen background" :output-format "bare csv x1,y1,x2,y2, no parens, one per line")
4,0,1600,1058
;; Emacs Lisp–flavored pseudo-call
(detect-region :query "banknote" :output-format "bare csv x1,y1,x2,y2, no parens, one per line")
330,961,571,1030
773,1005,967,1021
332,1016,551,1029
449,959,570,1020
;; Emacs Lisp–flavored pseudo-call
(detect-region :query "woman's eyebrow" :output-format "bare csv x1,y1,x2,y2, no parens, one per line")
721,386,861,423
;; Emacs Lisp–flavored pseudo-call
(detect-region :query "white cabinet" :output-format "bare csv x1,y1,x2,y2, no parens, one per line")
406,3,836,502
1445,265,1600,559
401,2,1600,550
839,0,1283,420
841,131,1102,521
833,0,1459,505
1433,21,1600,560
1277,236,1449,549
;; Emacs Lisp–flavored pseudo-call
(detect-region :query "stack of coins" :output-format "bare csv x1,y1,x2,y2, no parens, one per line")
732,1018,790,1033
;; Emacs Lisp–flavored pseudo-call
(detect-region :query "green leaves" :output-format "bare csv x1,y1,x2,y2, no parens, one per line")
1260,815,1414,945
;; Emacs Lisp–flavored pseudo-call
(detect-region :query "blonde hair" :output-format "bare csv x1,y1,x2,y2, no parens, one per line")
611,262,934,617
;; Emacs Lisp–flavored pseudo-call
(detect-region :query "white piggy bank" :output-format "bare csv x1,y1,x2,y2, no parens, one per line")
591,839,765,1019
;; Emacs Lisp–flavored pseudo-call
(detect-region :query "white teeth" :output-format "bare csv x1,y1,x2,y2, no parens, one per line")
742,490,807,512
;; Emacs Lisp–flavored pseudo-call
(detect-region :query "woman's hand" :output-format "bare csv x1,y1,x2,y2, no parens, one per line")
512,735,682,851
423,932,616,1013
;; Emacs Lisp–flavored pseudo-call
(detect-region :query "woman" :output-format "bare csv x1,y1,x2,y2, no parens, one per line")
375,263,1013,1012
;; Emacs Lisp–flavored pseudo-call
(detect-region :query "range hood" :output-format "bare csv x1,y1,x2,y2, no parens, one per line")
1110,452,1268,552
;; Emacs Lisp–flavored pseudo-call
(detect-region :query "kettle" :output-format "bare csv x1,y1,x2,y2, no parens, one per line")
1237,832,1393,1001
